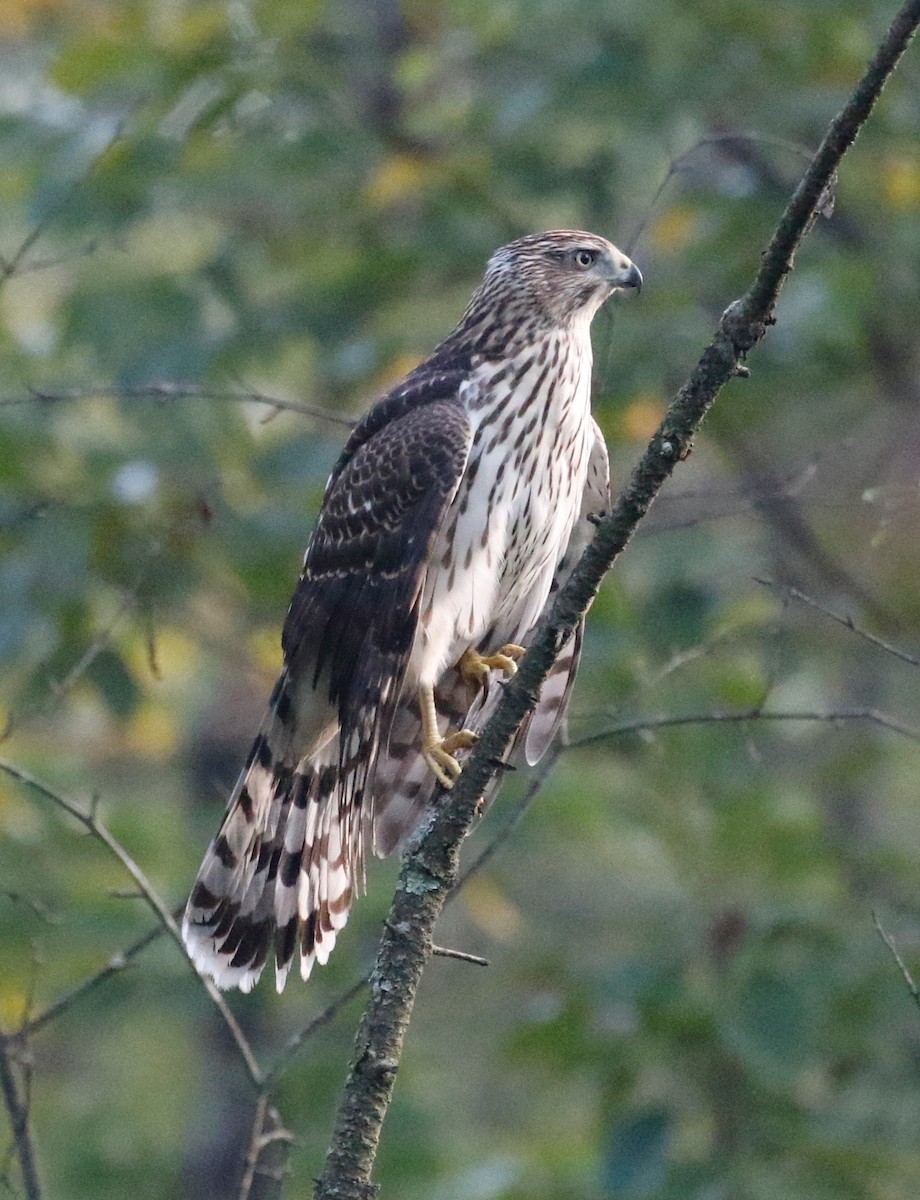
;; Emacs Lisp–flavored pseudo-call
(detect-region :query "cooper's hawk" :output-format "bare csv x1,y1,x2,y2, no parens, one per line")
183,230,641,991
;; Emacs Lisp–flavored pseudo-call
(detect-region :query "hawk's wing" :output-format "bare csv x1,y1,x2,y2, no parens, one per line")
523,417,610,764
183,386,472,992
283,390,472,776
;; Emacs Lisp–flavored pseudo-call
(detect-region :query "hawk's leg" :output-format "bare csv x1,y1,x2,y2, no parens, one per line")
458,644,526,689
420,683,477,789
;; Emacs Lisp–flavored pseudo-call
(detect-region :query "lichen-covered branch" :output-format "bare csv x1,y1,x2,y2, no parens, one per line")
313,3,920,1196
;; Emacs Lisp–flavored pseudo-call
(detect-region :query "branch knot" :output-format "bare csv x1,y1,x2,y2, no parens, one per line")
720,298,769,355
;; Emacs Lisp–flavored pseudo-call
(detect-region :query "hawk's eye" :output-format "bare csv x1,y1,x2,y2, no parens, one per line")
573,248,597,270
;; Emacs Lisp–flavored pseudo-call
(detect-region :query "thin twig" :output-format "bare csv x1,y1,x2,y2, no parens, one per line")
430,946,489,967
872,912,920,1015
0,894,59,925
238,1097,294,1200
627,130,815,255
568,707,920,749
53,551,159,696
238,1095,271,1200
263,977,369,1089
0,124,121,283
0,383,355,428
454,748,560,892
22,920,172,1039
0,1036,42,1200
2,541,162,742
758,577,920,666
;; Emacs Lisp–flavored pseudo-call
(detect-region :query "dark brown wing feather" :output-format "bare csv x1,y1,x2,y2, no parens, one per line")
283,393,471,747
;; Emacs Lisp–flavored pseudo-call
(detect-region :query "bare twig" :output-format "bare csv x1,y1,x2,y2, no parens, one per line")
314,6,920,1195
569,707,920,749
758,577,920,666
0,894,59,925
264,977,369,1089
0,1036,42,1200
454,748,560,891
0,383,355,428
0,124,121,284
53,552,160,697
2,541,163,742
430,945,489,967
627,130,815,256
872,912,920,1015
238,1096,294,1200
724,433,896,630
22,920,172,1039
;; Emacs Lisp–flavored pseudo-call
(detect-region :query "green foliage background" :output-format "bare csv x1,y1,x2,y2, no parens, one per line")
2,1,920,1196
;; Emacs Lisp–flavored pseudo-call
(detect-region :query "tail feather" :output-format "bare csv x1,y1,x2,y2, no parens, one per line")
371,672,474,856
523,620,583,765
182,670,364,993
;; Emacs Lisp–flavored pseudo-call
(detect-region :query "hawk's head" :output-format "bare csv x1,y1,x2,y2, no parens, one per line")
444,229,641,358
482,230,642,326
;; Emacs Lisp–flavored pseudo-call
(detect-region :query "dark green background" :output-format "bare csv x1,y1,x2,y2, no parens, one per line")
2,1,920,1196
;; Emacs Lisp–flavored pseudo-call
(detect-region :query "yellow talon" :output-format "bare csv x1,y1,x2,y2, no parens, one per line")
419,683,478,788
458,643,526,688
423,728,478,789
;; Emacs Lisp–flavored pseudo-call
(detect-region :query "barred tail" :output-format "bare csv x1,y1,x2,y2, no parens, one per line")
182,673,364,993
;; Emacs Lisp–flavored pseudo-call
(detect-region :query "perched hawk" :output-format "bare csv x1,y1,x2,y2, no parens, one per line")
183,230,641,991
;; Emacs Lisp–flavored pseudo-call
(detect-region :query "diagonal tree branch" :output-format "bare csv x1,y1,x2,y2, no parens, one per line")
313,3,920,1195
21,920,172,1040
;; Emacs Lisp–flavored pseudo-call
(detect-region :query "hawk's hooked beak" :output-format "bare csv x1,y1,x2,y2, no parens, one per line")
601,249,642,294
614,261,642,293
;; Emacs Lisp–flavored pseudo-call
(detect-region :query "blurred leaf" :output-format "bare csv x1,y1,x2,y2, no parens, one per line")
601,1109,671,1198
84,646,140,719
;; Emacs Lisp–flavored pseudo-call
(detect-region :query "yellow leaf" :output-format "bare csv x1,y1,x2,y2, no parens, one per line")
364,154,427,208
882,154,920,210
124,628,199,682
650,205,697,254
124,702,179,759
461,876,522,942
249,627,283,674
620,392,664,441
125,211,224,275
374,352,423,393
0,986,29,1027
